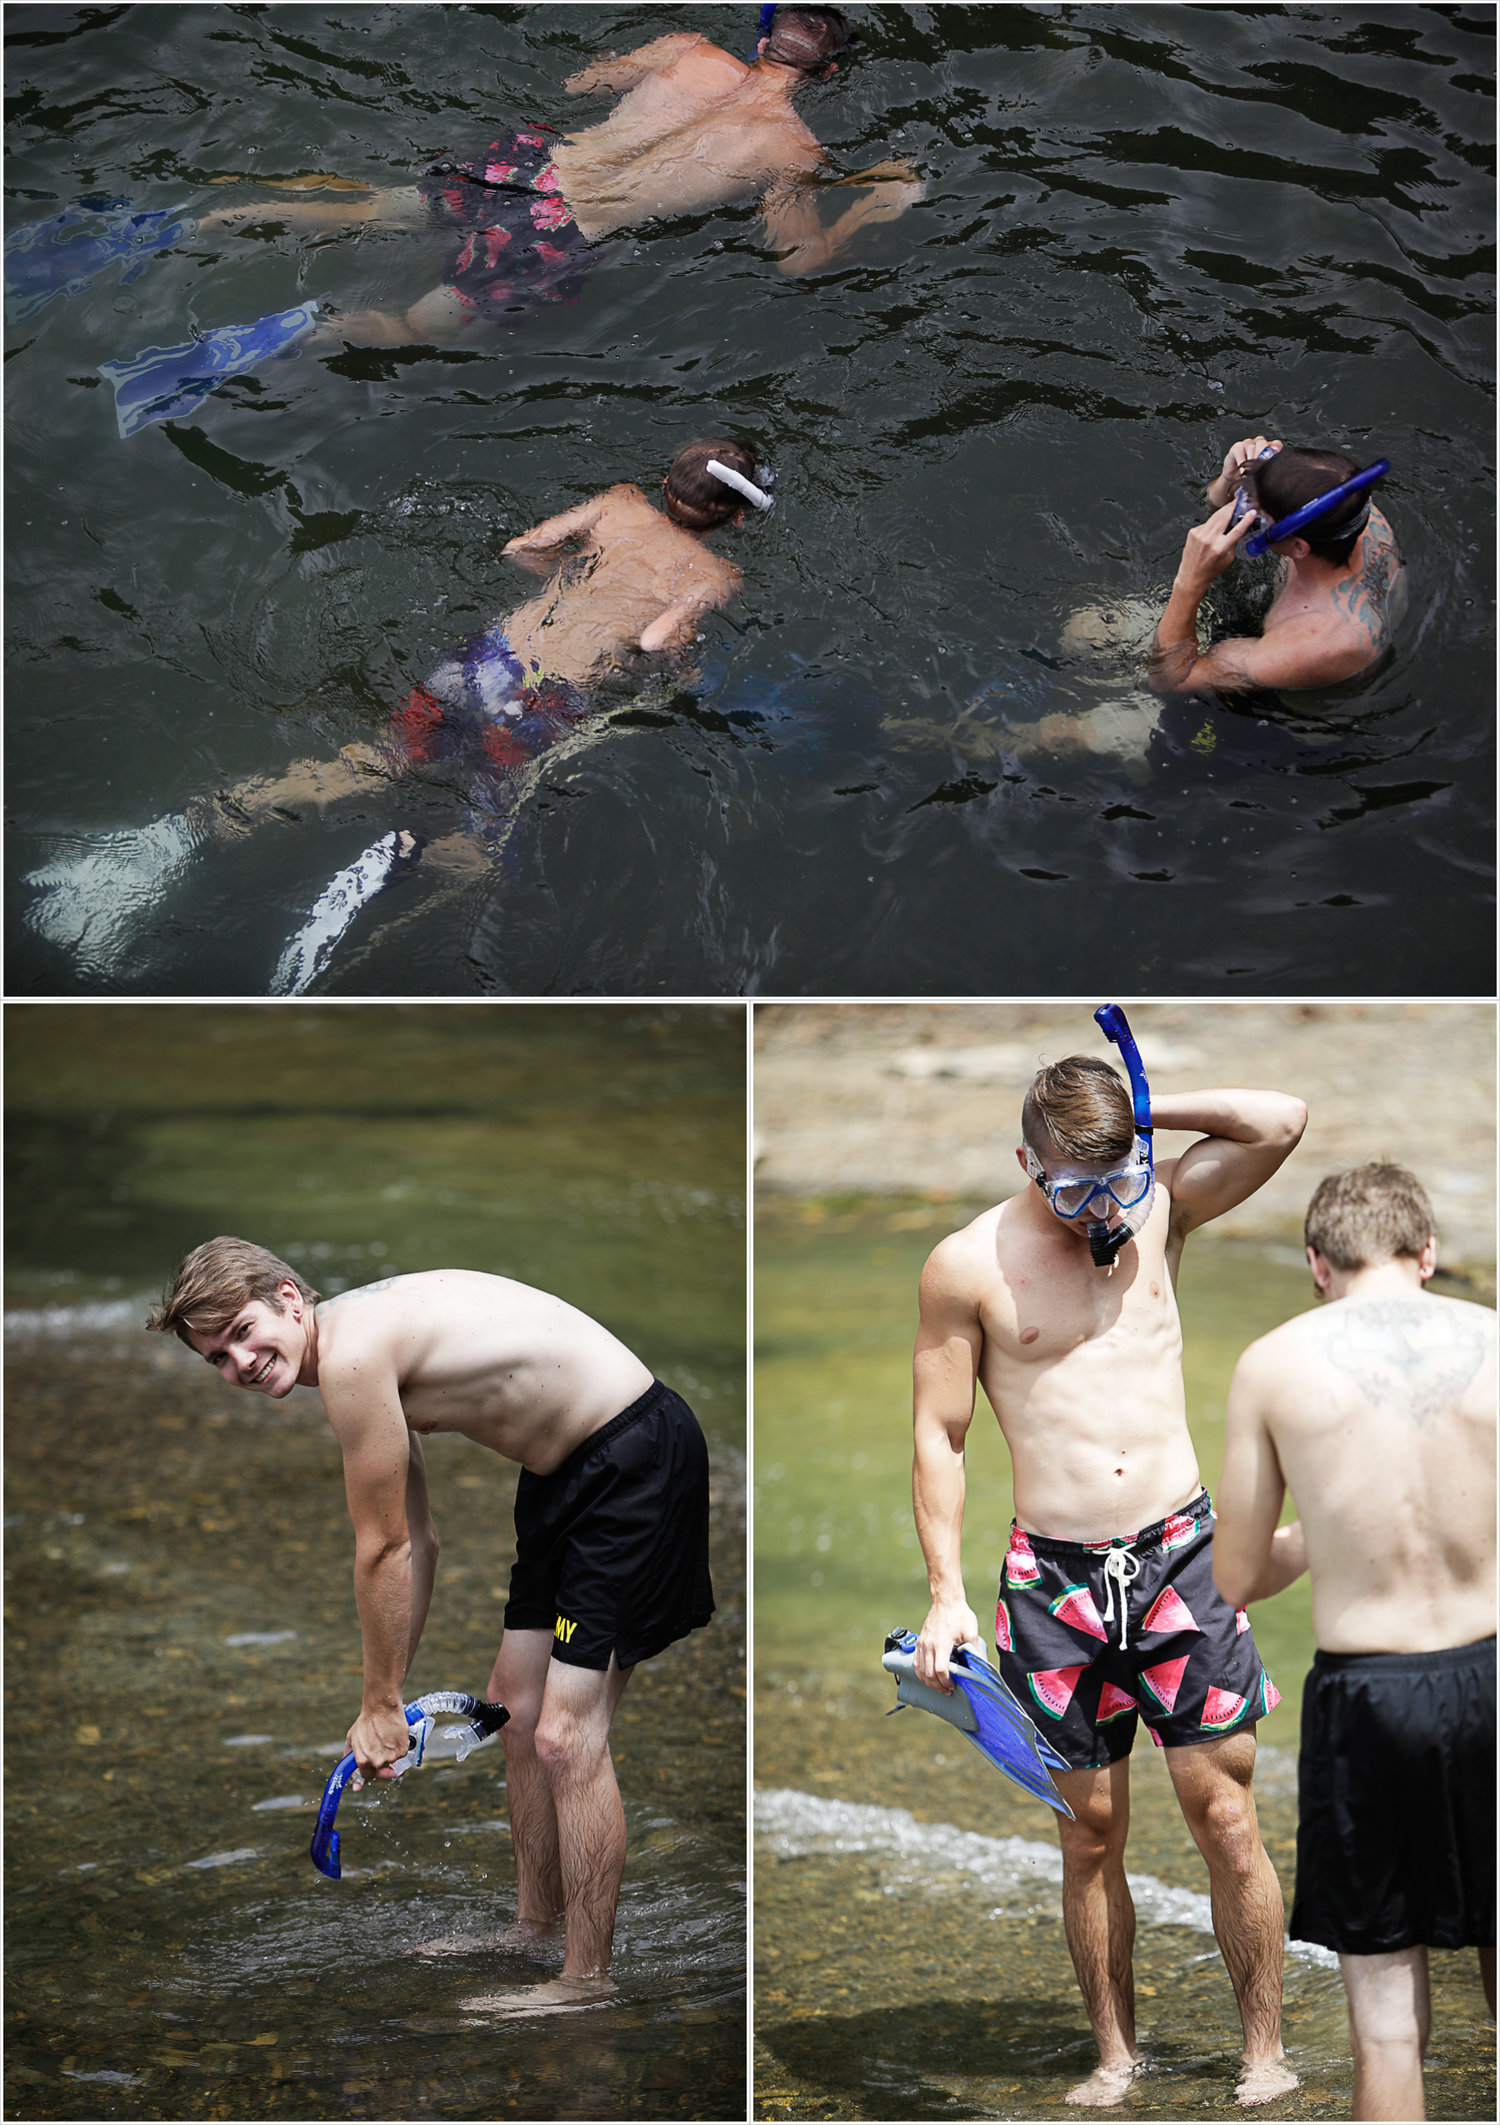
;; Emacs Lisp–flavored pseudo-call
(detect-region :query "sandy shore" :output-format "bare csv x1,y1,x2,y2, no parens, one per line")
753,1002,1495,1266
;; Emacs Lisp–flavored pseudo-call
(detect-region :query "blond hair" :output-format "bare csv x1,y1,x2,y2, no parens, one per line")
1021,1056,1135,1162
146,1236,319,1346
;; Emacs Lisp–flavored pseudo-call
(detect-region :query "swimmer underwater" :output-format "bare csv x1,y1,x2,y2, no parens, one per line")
148,1241,716,2013
21,439,767,991
912,1014,1307,2107
1150,439,1405,696
7,8,922,397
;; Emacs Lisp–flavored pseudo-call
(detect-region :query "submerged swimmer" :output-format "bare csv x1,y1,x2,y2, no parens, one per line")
1149,439,1405,697
186,7,921,341
148,1241,715,2012
21,439,764,990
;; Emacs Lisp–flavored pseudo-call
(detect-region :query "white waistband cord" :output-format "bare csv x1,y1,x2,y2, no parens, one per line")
1100,1545,1142,1649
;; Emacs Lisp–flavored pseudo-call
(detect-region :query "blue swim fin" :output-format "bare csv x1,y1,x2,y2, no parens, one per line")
4,200,194,321
882,1628,1074,1818
100,300,320,438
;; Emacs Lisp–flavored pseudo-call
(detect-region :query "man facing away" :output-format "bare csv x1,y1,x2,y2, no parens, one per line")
912,1047,1308,2106
148,1240,715,2015
196,8,922,341
1149,438,1405,697
1213,1163,1495,2121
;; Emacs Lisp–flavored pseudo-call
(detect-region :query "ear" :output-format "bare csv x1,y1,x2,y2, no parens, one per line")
1418,1236,1438,1282
276,1278,303,1317
1015,1146,1030,1176
1305,1246,1333,1293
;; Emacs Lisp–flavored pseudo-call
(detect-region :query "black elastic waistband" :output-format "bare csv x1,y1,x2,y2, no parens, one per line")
551,1378,670,1482
1016,1489,1212,1558
1311,1635,1496,1678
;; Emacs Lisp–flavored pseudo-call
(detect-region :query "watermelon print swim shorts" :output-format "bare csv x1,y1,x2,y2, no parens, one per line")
993,1488,1280,1769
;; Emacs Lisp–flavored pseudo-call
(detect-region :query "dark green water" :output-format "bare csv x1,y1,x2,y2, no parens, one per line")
4,1004,747,2120
6,4,1494,995
752,1200,1496,2119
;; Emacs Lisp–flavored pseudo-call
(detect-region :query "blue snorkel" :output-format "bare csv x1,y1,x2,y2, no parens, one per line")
1089,1004,1153,1268
750,3,778,58
1241,459,1390,560
310,1691,508,1880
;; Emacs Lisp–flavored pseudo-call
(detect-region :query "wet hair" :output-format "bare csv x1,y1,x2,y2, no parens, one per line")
1250,446,1368,566
146,1236,320,1347
1303,1163,1436,1271
763,7,852,74
663,438,761,530
1021,1056,1135,1164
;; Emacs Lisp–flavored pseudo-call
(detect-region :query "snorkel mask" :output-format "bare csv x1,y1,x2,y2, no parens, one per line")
1024,1005,1155,1268
1240,458,1390,560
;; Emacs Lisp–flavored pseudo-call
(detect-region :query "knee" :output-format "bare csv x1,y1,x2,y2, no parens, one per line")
1058,1806,1126,1875
1187,1787,1262,1877
533,1706,604,1788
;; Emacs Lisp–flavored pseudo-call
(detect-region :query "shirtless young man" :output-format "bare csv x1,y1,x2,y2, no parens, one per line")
912,1044,1307,2107
148,1240,715,2015
1149,439,1405,696
1213,1164,1496,2122
21,438,759,983
196,8,922,344
208,436,758,863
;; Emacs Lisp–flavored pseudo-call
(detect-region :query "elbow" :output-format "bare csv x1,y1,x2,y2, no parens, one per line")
1277,1097,1309,1149
356,1534,412,1575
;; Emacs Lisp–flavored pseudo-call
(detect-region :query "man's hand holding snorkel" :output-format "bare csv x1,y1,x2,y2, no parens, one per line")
1148,435,1401,698
1149,435,1279,694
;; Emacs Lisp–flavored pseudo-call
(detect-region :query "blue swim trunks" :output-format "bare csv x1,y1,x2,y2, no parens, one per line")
418,130,590,317
387,626,588,839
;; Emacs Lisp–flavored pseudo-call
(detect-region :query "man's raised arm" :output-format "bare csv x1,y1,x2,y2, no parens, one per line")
912,1236,984,1693
321,1354,433,1779
503,496,607,574
1157,1086,1308,1249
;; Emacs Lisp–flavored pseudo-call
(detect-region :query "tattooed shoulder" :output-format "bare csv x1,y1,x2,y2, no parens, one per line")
1321,1298,1491,1427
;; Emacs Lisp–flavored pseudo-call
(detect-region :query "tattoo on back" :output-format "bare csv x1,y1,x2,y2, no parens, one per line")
1328,521,1400,652
1322,1300,1489,1427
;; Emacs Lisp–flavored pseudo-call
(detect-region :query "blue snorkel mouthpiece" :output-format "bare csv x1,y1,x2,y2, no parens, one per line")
309,1691,508,1880
1088,1004,1154,1267
1242,459,1390,559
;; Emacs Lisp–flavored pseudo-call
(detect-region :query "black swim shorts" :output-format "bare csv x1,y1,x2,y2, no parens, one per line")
993,1488,1280,1769
419,130,590,318
504,1379,715,1671
1289,1635,1496,1955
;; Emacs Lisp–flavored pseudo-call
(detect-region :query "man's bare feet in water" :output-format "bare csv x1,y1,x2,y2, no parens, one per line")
459,1974,615,2017
414,1917,563,1960
1236,2053,1298,2107
1066,2056,1143,2107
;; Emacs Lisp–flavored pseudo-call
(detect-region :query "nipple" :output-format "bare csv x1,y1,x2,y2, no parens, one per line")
1020,1326,1040,1346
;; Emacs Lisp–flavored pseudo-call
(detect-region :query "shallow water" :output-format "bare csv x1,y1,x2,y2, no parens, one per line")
752,1203,1497,2119
5,3,1493,995
3,1005,747,2119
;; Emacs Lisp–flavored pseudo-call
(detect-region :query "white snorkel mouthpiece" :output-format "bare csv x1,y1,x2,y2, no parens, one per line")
706,458,775,512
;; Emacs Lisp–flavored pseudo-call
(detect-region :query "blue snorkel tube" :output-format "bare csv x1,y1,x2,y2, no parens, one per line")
1090,1004,1153,1268
310,1691,508,1880
750,3,778,58
1241,459,1390,560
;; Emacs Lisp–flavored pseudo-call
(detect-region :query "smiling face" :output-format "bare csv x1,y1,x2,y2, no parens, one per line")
184,1281,311,1396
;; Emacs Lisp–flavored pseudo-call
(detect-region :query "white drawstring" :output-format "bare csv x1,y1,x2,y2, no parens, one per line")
1100,1546,1141,1649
